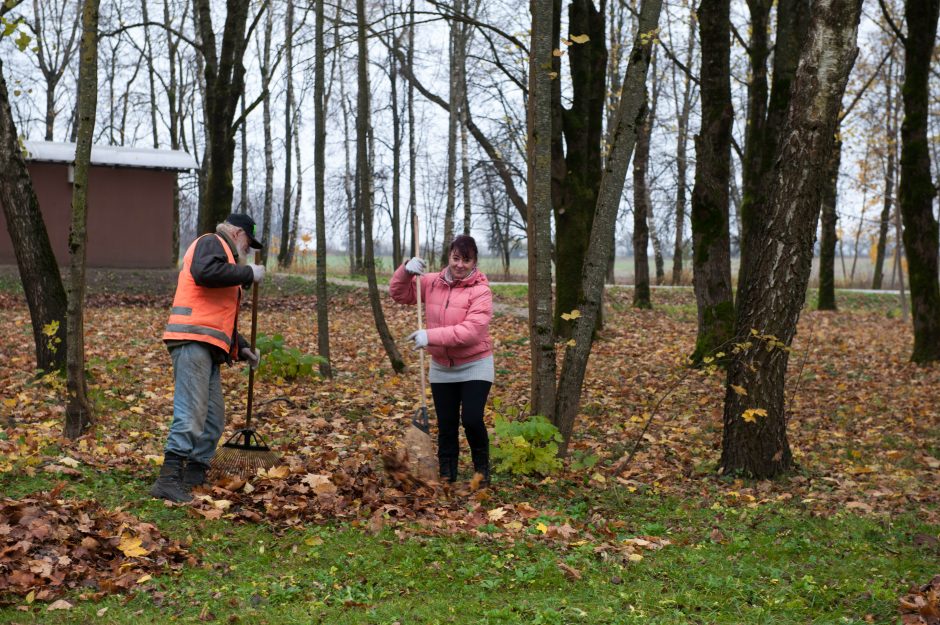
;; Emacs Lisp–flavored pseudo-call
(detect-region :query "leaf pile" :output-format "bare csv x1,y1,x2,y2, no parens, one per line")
900,574,940,625
0,486,191,602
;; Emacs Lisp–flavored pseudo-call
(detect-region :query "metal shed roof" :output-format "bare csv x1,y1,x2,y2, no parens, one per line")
23,140,197,171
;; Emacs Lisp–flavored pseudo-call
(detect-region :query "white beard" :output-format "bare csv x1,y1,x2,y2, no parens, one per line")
237,242,250,262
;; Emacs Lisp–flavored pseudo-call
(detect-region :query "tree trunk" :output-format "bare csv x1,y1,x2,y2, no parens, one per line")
65,0,100,440
527,0,557,420
873,58,896,290
690,0,734,362
163,0,182,260
278,0,296,269
407,0,417,259
740,0,771,251
314,0,332,377
440,0,462,266
554,0,663,454
720,0,861,478
357,0,404,373
671,11,695,286
632,97,652,310
816,133,841,310
260,5,274,264
898,0,940,362
194,0,254,235
739,0,810,274
389,10,403,269
552,0,608,338
0,58,68,373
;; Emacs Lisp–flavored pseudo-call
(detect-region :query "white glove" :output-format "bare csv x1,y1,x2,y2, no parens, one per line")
407,330,428,350
248,264,265,283
404,257,426,275
239,347,261,369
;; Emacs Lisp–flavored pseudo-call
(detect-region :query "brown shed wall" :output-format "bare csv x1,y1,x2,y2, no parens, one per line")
0,162,176,268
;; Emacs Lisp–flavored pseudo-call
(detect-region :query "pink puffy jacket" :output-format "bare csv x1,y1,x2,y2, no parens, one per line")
389,263,493,367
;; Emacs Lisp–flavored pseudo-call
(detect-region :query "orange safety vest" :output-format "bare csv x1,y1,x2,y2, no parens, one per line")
162,234,241,356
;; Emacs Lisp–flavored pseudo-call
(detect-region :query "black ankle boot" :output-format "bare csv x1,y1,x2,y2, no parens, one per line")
438,457,457,483
150,452,193,503
471,447,490,486
182,460,210,488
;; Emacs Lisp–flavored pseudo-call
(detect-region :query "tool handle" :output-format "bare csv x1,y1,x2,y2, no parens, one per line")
413,213,427,412
246,250,260,427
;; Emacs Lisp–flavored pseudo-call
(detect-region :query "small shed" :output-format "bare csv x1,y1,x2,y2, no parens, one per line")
0,140,197,268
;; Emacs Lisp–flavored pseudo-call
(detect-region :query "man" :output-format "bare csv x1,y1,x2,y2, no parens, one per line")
150,213,265,502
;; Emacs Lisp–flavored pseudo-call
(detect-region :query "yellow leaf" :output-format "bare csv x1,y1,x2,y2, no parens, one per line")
628,553,644,562
552,48,565,57
262,465,291,479
136,574,152,584
569,33,590,44
504,521,524,531
25,590,34,604
731,385,748,396
590,472,606,483
305,536,324,547
536,522,548,534
741,408,768,423
566,339,576,347
118,534,149,558
487,507,507,521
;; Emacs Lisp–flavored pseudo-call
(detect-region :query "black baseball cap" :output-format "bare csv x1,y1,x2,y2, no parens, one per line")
225,213,263,249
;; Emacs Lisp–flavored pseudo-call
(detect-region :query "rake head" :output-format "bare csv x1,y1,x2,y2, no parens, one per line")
210,428,281,479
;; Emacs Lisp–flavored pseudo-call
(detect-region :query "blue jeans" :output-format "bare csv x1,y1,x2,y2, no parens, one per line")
164,342,225,465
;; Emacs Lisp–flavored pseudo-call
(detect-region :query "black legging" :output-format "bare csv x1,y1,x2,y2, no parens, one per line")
430,380,492,459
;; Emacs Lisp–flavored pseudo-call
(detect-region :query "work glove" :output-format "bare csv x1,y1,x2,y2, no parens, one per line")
407,330,428,350
239,347,261,370
404,257,426,276
248,264,265,283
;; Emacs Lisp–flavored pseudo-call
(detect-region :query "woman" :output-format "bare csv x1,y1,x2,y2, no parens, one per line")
389,235,494,484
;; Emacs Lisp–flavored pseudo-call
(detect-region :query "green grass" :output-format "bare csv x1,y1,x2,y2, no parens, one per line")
0,467,934,624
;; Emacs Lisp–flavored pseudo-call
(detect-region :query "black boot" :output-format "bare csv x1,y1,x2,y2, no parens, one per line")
150,452,193,503
182,460,210,488
471,447,490,486
438,457,458,483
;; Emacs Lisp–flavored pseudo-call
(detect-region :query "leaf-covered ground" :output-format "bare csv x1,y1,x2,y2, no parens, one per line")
0,270,936,623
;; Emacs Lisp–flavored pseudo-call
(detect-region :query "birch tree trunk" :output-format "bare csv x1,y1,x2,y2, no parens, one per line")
357,0,404,373
65,0,100,440
898,0,940,362
720,0,862,478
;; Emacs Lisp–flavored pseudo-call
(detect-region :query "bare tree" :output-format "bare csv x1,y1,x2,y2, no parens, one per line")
64,0,100,439
28,0,81,140
357,0,404,373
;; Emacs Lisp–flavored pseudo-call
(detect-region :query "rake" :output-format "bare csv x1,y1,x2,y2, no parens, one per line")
211,252,281,478
403,212,436,481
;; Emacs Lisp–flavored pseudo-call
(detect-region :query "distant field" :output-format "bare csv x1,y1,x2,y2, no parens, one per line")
288,252,899,290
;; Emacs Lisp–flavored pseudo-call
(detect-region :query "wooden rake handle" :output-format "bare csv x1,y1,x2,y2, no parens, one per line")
246,250,260,427
413,213,427,413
